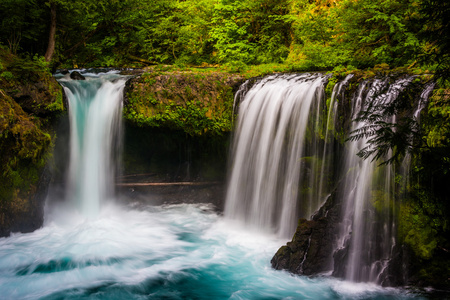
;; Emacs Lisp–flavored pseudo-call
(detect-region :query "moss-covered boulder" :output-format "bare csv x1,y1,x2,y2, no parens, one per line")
0,47,64,236
124,69,245,136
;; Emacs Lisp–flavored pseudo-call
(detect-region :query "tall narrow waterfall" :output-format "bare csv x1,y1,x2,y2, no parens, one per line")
225,74,330,237
333,76,416,282
57,71,127,217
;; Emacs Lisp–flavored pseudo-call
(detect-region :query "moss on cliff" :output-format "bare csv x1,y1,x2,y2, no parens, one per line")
0,47,63,234
396,189,449,287
124,69,244,136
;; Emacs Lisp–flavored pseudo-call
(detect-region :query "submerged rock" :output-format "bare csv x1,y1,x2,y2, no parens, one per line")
70,71,85,80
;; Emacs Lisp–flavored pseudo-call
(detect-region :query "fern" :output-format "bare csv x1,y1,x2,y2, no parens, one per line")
347,77,429,165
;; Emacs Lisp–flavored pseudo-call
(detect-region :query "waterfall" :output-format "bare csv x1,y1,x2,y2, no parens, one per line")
229,72,436,284
224,73,330,237
400,81,436,196
317,74,354,203
332,76,419,283
56,71,127,217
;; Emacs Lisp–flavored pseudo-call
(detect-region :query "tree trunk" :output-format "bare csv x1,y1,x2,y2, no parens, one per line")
44,2,56,62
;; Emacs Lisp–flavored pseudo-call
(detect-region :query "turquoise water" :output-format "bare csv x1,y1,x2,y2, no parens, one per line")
0,203,426,300
0,70,431,299
57,71,126,217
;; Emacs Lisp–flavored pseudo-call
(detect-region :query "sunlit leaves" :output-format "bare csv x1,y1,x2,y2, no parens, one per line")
210,0,291,64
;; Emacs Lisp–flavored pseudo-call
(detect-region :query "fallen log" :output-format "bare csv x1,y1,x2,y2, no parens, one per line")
116,181,220,187
118,173,157,178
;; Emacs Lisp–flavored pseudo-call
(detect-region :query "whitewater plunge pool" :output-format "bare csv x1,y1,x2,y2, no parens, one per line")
0,70,439,299
0,203,428,299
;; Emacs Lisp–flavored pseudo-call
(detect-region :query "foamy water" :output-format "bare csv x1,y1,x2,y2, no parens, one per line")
0,203,425,300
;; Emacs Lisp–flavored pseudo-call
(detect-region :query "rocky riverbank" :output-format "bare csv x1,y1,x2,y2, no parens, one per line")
0,48,64,236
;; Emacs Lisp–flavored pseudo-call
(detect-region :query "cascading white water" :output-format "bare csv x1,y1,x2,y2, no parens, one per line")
56,71,127,217
317,74,354,201
335,76,416,282
228,72,436,284
225,73,329,237
0,71,437,299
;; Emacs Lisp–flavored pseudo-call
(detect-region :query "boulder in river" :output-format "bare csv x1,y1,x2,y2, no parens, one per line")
70,71,85,80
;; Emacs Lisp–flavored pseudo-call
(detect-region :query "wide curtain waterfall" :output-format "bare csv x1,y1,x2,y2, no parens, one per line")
226,73,434,284
57,71,127,216
225,74,331,237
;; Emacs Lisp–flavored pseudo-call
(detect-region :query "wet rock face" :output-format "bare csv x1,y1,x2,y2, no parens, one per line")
0,166,51,237
271,219,326,275
271,192,342,275
5,78,63,117
70,71,85,80
0,49,64,237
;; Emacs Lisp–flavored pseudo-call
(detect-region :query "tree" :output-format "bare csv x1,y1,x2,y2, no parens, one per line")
210,0,291,64
44,1,56,62
0,0,47,55
335,0,421,68
287,0,351,69
418,0,450,82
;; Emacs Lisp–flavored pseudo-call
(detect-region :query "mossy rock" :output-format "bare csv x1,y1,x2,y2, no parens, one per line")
0,89,52,232
0,48,64,118
0,48,64,236
124,70,245,136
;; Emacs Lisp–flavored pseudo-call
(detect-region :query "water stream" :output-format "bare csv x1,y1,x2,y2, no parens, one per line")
0,203,424,299
57,70,126,217
225,73,437,287
0,71,434,299
225,74,330,237
333,76,417,283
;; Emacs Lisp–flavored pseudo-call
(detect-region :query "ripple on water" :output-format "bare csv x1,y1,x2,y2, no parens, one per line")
0,203,428,300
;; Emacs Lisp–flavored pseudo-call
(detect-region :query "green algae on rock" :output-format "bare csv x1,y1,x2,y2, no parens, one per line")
0,48,64,236
124,70,244,136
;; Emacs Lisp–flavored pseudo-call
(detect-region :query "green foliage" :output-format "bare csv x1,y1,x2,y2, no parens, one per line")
223,61,248,73
287,0,350,69
0,89,53,205
0,0,47,54
210,0,291,64
31,54,50,72
418,87,450,209
337,0,421,67
418,0,450,83
0,71,14,81
45,89,64,112
347,75,433,165
0,0,446,74
225,63,294,78
0,49,62,213
398,190,446,260
124,72,240,136
424,88,450,148
285,0,424,70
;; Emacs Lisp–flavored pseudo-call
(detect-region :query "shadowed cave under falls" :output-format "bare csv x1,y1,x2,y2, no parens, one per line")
0,70,436,299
